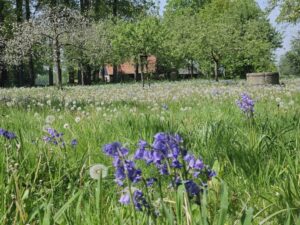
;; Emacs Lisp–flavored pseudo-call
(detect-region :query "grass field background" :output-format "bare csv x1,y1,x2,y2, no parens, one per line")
0,79,300,224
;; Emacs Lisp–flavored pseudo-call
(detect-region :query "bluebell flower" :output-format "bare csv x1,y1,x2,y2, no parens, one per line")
71,139,78,147
133,190,148,211
43,127,64,146
146,177,157,187
0,128,16,140
171,159,182,169
193,171,200,177
103,142,129,157
154,132,168,142
184,153,195,163
174,176,182,186
207,169,216,179
119,192,130,205
5,131,16,140
113,158,142,186
193,159,204,170
158,163,169,175
115,166,126,185
142,150,154,164
138,140,148,148
119,189,148,211
134,148,145,159
184,180,201,196
153,151,164,164
236,93,255,116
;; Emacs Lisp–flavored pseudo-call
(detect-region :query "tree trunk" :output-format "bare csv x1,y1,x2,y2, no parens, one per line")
191,60,194,78
68,67,75,84
49,65,53,86
55,39,62,89
0,67,8,87
113,0,118,18
93,69,101,83
15,64,24,87
100,65,105,81
80,64,84,85
77,68,81,84
112,0,118,83
16,0,23,22
15,0,24,87
94,0,101,20
214,60,219,82
145,63,150,87
25,0,30,20
141,64,145,88
113,64,118,82
83,65,92,85
134,63,138,81
80,0,90,13
28,54,35,86
26,0,35,86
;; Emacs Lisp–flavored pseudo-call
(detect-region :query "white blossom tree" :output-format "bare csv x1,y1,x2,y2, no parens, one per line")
4,6,87,89
64,20,112,84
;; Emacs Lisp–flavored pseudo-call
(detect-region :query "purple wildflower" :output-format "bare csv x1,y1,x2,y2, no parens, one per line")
0,128,16,140
43,128,64,146
171,159,182,169
133,190,148,211
236,93,255,116
119,189,148,211
103,142,128,157
207,169,216,179
71,139,78,147
146,177,157,187
184,180,201,196
119,192,130,205
158,163,169,175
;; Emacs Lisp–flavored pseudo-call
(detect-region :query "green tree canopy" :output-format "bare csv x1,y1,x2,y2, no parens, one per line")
268,0,300,23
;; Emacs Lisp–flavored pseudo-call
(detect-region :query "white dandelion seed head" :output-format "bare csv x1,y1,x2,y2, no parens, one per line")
75,117,81,123
45,115,55,124
89,164,108,179
63,123,70,129
275,97,281,103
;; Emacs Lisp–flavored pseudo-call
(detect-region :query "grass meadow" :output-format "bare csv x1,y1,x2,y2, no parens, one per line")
0,79,300,225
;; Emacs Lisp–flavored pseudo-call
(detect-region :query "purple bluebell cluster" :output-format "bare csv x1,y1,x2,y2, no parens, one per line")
134,133,183,174
102,132,216,212
43,128,65,146
236,93,255,117
119,189,148,211
0,128,16,140
103,142,142,186
43,128,77,148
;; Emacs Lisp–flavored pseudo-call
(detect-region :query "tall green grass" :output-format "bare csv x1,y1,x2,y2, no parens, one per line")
0,83,299,225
